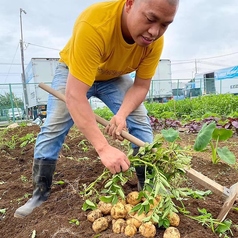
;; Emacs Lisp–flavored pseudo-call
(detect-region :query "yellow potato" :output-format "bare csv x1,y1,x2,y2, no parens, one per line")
168,212,180,227
87,209,102,222
126,191,141,205
124,224,137,237
110,202,127,219
125,203,135,219
163,227,180,238
127,212,146,228
97,201,112,215
139,221,156,238
92,217,109,233
112,218,126,234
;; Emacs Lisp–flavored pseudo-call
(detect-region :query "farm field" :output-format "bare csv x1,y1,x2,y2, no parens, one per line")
0,123,238,238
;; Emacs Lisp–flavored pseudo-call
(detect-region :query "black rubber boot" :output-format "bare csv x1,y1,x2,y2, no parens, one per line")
14,159,57,218
133,148,146,191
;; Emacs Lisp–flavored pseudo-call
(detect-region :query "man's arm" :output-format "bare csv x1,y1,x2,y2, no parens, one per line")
65,73,130,174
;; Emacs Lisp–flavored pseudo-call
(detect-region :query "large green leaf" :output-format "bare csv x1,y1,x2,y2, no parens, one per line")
194,122,216,151
217,147,236,164
212,128,233,141
161,128,179,142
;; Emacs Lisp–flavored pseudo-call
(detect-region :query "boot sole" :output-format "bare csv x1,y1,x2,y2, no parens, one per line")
14,212,26,219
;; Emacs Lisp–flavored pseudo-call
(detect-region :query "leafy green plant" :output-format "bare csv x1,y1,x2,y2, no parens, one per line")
5,135,17,149
94,107,113,121
17,193,31,202
78,139,89,152
19,133,36,148
0,208,6,214
69,218,80,226
194,122,236,164
185,208,233,237
81,128,192,226
20,175,28,183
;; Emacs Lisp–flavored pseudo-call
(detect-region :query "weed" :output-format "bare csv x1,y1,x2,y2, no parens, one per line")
19,133,36,147
0,208,6,214
185,208,233,236
17,193,31,202
69,218,80,226
62,143,70,151
5,135,17,149
78,139,89,152
20,175,28,183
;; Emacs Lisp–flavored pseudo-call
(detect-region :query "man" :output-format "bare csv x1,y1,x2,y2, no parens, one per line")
14,0,179,218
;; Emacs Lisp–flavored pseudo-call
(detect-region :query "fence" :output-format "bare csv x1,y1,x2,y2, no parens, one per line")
0,78,195,125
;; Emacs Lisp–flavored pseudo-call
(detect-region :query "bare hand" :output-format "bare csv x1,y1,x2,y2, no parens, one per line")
97,144,130,174
105,115,127,141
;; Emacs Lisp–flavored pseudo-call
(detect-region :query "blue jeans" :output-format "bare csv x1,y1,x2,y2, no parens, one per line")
34,62,153,160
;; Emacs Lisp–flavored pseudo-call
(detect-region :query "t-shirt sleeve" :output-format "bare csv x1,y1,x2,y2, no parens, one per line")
68,22,104,86
136,36,164,79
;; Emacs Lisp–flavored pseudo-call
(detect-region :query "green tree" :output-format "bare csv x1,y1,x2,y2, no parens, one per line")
0,92,24,109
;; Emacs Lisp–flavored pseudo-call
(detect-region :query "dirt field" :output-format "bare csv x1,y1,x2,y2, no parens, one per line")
0,124,238,238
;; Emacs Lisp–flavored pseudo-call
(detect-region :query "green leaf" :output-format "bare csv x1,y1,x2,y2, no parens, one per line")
69,219,80,226
215,219,232,234
111,195,118,205
100,195,113,203
194,122,216,151
212,128,233,141
0,208,6,214
117,188,125,199
82,199,96,211
104,180,113,188
54,180,65,185
131,203,142,213
217,147,236,164
161,128,179,142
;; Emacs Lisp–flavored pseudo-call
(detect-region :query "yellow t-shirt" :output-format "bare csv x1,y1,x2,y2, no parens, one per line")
59,0,164,86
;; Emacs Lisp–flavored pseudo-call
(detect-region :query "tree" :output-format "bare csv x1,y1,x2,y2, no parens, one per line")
0,92,24,109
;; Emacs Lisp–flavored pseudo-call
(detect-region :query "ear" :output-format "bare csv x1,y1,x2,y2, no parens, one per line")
125,0,135,12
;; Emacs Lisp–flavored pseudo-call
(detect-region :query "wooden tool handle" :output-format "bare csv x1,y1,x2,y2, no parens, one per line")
38,82,145,147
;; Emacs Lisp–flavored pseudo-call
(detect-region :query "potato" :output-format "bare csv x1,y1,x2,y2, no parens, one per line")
139,221,156,238
125,204,135,218
87,209,102,222
126,217,141,228
92,217,109,233
97,201,112,215
168,212,180,227
124,224,137,237
127,212,146,228
126,191,141,205
104,215,113,223
163,227,180,238
112,218,126,234
110,202,127,219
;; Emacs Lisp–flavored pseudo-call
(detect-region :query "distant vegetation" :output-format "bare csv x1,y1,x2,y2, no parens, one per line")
94,94,238,122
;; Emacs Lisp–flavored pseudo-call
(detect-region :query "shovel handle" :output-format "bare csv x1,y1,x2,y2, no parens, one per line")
38,82,145,147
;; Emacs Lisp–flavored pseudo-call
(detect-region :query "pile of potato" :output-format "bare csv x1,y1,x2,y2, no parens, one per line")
87,191,181,238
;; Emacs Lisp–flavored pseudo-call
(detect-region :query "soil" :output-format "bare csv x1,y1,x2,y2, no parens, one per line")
0,124,238,238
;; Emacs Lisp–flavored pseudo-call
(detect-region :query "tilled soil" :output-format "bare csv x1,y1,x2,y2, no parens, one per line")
0,124,238,238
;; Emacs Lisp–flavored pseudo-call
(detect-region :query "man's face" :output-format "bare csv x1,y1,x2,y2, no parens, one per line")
123,0,178,46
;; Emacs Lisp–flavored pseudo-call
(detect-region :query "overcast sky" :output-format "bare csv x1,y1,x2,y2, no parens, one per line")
1,0,238,88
